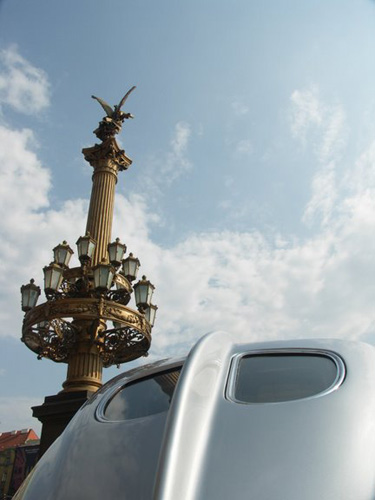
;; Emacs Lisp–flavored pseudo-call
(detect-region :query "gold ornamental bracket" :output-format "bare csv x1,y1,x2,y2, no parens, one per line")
22,298,151,366
22,297,151,333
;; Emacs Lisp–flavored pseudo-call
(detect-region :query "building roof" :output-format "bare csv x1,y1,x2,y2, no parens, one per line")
0,429,39,451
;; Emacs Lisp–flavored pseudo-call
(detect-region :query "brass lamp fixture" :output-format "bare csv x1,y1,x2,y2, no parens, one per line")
76,233,96,264
134,275,155,310
20,87,157,393
108,238,126,268
53,241,74,268
145,304,158,328
21,280,41,312
122,253,140,282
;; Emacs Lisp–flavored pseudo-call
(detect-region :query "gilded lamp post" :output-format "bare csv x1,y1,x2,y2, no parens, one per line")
20,88,157,396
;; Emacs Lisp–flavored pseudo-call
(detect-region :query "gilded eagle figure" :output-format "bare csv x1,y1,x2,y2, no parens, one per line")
91,86,136,140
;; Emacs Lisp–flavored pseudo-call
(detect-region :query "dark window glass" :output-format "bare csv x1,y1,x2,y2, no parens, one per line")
104,367,181,420
235,354,338,403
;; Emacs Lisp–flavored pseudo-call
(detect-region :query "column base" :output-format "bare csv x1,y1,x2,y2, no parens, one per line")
32,390,95,458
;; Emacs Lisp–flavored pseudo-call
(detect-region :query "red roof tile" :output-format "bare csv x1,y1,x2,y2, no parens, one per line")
0,429,39,450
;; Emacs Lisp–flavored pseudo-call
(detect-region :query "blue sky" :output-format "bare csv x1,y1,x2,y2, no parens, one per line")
0,0,374,433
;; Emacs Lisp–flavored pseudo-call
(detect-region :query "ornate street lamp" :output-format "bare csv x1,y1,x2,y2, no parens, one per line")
108,238,126,268
20,279,41,312
20,88,158,401
53,241,74,268
92,260,115,292
43,263,64,294
145,304,158,327
134,275,155,311
76,233,96,264
122,252,140,282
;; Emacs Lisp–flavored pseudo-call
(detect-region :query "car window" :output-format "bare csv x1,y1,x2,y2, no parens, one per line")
234,353,341,403
104,367,181,420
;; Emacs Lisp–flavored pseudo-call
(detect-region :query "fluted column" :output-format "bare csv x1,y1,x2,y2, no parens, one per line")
68,349,102,383
62,320,105,392
82,137,132,266
63,345,103,392
85,162,118,266
58,137,133,394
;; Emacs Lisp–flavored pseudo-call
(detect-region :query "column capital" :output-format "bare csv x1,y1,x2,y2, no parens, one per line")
82,137,132,173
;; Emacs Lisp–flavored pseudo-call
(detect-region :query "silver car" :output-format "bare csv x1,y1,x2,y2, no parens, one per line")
15,332,375,499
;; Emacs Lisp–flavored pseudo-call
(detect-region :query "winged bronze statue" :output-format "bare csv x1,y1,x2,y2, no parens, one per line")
92,86,136,121
91,86,136,141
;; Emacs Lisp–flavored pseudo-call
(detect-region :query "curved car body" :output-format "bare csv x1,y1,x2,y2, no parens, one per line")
15,332,375,499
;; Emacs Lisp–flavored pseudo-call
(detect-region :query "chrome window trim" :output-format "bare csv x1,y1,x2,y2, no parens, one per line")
96,359,184,423
226,348,346,405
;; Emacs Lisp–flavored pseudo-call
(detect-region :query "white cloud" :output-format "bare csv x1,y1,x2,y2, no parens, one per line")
319,104,346,164
290,86,348,226
290,86,346,162
161,121,191,183
151,192,373,355
0,126,50,218
0,45,50,114
303,165,337,226
290,86,323,142
139,121,192,205
0,122,88,333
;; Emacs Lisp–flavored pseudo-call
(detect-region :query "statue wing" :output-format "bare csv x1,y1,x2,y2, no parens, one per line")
91,95,114,117
117,86,136,111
